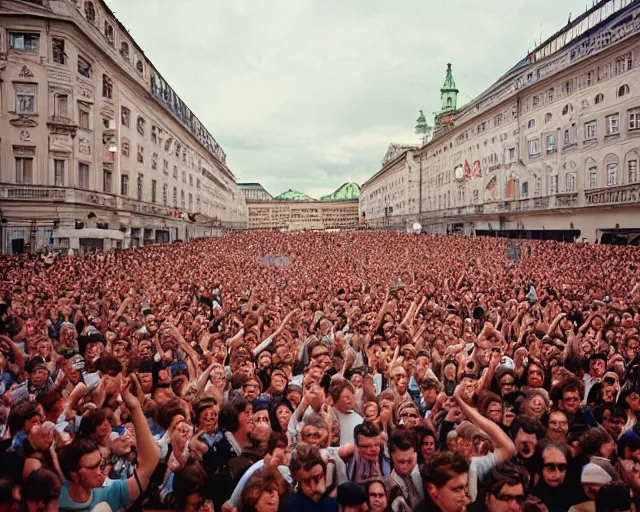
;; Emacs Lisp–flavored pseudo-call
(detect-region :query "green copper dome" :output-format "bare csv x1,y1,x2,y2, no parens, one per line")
320,182,360,201
275,189,314,201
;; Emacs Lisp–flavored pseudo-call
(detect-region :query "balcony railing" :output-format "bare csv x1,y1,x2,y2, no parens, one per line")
1,186,66,200
584,183,640,206
48,115,76,126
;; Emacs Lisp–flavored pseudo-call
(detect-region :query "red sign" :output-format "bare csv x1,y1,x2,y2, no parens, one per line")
473,160,482,177
464,160,472,179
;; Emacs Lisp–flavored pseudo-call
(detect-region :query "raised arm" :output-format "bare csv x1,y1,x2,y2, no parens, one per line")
453,385,516,464
122,382,161,502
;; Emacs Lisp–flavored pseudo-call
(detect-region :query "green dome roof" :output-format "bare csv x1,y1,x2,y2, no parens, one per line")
275,189,314,201
320,182,360,201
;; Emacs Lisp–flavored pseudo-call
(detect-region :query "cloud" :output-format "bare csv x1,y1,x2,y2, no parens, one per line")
106,0,590,197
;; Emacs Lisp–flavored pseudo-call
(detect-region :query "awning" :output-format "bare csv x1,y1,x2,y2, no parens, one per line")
52,228,124,241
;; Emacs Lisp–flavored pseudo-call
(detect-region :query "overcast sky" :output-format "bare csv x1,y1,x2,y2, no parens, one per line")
105,0,590,198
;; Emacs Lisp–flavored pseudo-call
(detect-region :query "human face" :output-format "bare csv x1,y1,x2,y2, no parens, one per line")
514,428,537,459
391,369,408,395
350,374,364,389
486,483,525,512
357,434,382,462
30,368,49,388
270,371,287,393
300,425,324,447
390,448,417,478
139,373,153,394
560,390,581,414
590,359,605,379
498,374,516,395
364,404,378,422
421,435,436,461
253,410,271,427
183,492,206,512
199,406,219,434
527,365,544,388
541,447,567,488
486,401,503,424
523,395,546,419
255,488,279,512
625,392,640,413
368,482,388,512
286,391,301,408
427,472,469,512
276,405,292,431
399,407,420,428
77,450,107,489
602,410,625,440
336,388,355,414
243,380,260,401
627,339,639,361
547,412,569,444
232,404,252,436
583,483,603,501
210,369,226,392
297,464,326,502
421,387,438,409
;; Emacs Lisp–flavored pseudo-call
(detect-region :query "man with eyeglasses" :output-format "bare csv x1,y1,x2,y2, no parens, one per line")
557,377,596,430
470,463,529,512
57,382,160,511
337,421,391,484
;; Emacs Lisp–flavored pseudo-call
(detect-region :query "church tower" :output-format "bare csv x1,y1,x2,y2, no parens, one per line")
440,63,458,113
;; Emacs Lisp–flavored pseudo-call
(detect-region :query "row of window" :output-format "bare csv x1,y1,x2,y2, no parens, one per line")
14,157,201,211
527,107,640,158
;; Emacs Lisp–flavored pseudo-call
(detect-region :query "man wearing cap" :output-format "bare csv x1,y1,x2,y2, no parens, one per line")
337,482,367,512
5,356,54,404
567,463,613,512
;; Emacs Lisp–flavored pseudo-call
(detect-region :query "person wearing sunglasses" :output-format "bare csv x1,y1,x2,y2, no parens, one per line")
533,443,582,512
479,463,529,512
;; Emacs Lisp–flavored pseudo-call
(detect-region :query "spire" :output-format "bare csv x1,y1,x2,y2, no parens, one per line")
442,63,458,92
415,110,430,134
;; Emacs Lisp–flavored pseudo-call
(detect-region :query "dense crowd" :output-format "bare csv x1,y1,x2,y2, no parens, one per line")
1,231,640,512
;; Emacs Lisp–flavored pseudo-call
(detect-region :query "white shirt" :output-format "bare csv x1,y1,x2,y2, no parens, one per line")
334,409,363,445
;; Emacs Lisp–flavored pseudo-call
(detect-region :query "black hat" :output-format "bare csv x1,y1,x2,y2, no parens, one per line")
337,482,366,506
589,353,607,363
26,356,48,374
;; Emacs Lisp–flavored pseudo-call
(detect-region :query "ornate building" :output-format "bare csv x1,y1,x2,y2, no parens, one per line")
0,0,247,253
360,0,640,243
245,183,360,231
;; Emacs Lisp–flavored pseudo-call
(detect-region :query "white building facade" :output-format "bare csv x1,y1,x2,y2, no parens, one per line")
361,0,640,243
0,0,247,253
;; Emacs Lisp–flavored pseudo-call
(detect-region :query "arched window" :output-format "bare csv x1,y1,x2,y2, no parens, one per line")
120,42,129,59
544,113,552,123
562,104,571,115
586,158,598,188
618,85,630,97
626,150,640,184
84,1,95,22
528,119,536,129
595,93,604,104
566,172,576,192
605,154,619,186
136,60,144,75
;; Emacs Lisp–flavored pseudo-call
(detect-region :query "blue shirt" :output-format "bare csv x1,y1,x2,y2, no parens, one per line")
58,479,130,512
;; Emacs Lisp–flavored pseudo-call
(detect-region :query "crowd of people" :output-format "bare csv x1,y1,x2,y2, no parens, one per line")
1,231,640,512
